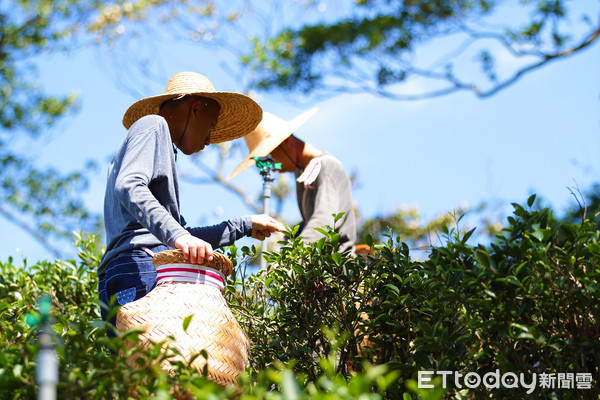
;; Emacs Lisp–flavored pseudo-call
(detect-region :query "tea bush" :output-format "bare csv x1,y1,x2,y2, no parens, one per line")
0,234,401,399
1,196,599,399
228,199,599,399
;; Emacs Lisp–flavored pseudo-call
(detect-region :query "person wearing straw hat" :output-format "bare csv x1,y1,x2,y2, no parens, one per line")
98,72,285,325
228,109,357,255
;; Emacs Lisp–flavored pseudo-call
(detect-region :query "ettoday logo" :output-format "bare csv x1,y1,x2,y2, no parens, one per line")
418,370,593,394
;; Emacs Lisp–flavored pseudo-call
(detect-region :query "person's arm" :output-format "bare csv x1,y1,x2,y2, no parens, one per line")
114,121,188,246
187,214,286,247
187,216,253,248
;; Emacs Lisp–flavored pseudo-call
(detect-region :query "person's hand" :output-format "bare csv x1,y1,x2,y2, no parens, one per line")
174,233,213,265
250,214,285,241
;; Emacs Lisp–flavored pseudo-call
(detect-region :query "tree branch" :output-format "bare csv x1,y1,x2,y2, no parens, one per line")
473,26,600,98
332,25,600,101
184,157,262,214
0,204,63,259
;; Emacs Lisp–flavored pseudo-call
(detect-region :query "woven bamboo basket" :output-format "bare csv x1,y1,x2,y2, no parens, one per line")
116,250,249,388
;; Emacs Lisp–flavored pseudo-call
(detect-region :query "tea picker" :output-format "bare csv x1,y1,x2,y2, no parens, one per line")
253,155,281,269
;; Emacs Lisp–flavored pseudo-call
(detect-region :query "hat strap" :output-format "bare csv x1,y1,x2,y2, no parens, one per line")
174,105,193,153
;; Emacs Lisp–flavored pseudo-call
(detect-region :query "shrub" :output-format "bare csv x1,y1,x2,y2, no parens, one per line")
0,233,400,399
0,234,230,399
1,197,599,399
228,199,600,399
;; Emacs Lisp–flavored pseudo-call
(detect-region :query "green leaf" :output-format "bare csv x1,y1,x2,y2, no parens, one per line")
182,314,193,332
316,237,326,253
461,227,476,243
332,252,342,265
291,224,300,236
365,233,374,248
384,283,400,294
474,249,491,268
515,262,528,275
495,276,523,288
530,229,544,242
314,227,329,236
281,370,303,400
333,212,345,223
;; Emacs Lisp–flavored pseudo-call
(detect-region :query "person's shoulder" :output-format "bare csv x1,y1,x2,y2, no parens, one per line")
318,155,352,185
129,115,168,133
319,154,344,170
301,155,345,185
127,115,170,139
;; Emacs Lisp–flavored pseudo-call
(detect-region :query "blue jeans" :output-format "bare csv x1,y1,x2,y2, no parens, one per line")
98,244,170,329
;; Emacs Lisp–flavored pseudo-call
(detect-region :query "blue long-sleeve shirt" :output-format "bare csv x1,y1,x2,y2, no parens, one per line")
98,115,251,277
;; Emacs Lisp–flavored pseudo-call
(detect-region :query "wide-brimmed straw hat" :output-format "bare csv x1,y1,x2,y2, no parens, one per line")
122,72,262,143
227,108,318,179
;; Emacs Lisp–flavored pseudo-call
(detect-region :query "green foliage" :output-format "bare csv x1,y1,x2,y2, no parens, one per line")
240,0,599,100
0,0,89,135
562,182,600,226
357,204,458,253
2,199,600,398
0,234,231,399
0,0,108,257
85,1,599,102
229,199,600,398
0,157,102,256
0,234,420,399
247,1,492,92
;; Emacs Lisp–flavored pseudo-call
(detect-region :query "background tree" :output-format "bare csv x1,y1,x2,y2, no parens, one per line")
0,1,123,257
562,182,600,225
243,0,600,101
7,0,593,256
85,0,598,250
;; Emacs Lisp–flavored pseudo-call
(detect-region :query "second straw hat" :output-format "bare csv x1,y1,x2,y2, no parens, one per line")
122,72,262,143
227,108,318,180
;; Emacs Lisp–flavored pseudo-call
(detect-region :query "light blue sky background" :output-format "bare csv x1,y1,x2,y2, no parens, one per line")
1,2,599,263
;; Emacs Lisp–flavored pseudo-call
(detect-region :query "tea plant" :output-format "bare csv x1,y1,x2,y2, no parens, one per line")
1,196,599,399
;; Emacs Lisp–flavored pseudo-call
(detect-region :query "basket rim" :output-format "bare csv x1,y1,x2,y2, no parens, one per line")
152,249,233,277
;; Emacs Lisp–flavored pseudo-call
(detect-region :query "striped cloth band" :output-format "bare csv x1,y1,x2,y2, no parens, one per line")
156,263,226,292
297,154,337,188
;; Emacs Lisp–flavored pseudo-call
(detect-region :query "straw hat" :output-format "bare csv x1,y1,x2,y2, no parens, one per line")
116,250,250,389
227,108,318,179
122,72,263,144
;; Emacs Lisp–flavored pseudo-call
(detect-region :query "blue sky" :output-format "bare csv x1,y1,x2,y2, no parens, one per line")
1,3,599,264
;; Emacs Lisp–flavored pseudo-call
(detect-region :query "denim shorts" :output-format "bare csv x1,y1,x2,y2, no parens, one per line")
98,244,170,326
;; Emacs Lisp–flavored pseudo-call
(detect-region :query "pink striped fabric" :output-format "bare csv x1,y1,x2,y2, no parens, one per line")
297,154,337,188
156,263,226,292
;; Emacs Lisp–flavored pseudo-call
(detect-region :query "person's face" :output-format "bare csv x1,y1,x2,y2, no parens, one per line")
270,138,296,172
180,99,220,155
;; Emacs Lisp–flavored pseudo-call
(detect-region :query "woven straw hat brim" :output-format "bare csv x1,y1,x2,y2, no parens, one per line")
227,107,318,180
122,73,262,144
227,134,289,180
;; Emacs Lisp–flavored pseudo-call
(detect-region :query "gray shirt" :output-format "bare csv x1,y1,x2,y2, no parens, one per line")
296,155,357,254
99,115,251,276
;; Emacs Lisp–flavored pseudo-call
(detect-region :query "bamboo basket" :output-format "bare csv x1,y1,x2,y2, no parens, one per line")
116,250,249,388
